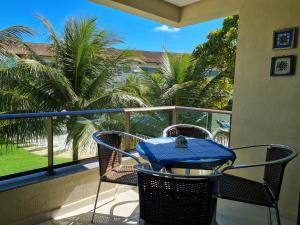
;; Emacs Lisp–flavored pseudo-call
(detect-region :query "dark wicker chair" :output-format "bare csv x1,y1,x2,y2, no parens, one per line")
163,124,213,139
91,131,144,223
217,144,297,225
136,163,220,225
213,128,230,147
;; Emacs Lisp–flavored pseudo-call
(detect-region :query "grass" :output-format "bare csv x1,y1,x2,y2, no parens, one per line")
0,145,70,177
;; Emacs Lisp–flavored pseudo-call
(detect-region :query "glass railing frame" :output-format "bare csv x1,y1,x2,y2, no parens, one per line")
0,106,232,180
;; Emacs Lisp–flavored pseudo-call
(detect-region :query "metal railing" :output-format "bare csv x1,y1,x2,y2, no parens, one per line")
0,106,232,180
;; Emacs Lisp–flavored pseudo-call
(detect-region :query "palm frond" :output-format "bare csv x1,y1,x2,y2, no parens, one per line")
86,88,147,109
169,53,191,83
66,116,97,154
0,116,48,146
160,81,196,102
36,14,60,47
0,25,33,58
131,112,170,137
160,51,171,81
0,59,77,111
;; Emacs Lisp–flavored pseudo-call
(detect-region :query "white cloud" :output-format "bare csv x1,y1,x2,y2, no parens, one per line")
153,25,181,33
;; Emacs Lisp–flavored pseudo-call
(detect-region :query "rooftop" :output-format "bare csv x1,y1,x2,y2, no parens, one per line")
13,43,174,64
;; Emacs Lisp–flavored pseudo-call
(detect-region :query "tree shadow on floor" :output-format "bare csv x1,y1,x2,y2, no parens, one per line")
52,200,139,225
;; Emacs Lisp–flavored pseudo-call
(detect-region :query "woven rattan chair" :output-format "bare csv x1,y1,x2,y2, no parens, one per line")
163,124,213,139
217,144,297,225
136,163,220,225
213,128,230,147
91,131,144,223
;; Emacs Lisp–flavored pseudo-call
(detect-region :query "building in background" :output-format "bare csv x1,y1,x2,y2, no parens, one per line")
12,43,164,83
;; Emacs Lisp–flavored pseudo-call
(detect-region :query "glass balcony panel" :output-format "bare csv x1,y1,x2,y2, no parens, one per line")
0,118,48,177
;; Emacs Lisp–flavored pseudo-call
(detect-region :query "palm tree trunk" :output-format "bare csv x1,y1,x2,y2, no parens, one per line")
73,145,79,161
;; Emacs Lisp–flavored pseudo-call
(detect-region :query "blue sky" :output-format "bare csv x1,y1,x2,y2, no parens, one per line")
0,0,224,53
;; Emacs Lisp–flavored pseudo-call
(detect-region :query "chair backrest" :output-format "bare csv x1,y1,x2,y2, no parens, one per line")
264,145,296,201
213,129,230,147
95,132,122,176
137,170,216,225
163,124,213,139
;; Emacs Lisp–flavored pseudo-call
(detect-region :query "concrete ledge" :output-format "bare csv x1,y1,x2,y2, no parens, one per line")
0,157,137,225
0,161,98,192
11,185,134,225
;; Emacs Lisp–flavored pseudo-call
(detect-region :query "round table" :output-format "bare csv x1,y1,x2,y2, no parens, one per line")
136,137,236,171
136,137,236,225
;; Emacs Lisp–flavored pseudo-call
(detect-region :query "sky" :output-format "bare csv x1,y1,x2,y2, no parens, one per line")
0,0,224,53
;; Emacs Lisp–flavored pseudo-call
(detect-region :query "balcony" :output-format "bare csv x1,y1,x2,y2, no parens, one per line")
0,106,298,225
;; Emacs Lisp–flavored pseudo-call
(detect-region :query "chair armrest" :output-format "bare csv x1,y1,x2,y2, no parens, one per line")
92,131,144,164
222,144,297,172
230,144,269,151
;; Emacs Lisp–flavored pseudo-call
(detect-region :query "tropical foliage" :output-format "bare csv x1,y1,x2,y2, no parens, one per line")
0,16,145,158
192,15,238,109
124,16,238,110
0,25,33,60
0,15,238,153
123,16,238,136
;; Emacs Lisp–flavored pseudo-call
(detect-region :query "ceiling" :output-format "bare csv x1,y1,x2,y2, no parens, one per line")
91,0,241,27
164,0,200,7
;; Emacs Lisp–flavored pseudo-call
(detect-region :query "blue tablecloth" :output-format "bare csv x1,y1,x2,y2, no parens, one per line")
136,137,236,171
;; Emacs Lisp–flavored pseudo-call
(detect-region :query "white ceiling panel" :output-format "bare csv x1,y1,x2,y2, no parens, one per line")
164,0,200,7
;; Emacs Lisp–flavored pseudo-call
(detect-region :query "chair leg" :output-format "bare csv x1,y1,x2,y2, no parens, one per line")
268,207,273,225
113,184,120,201
185,168,191,175
274,203,281,225
91,180,102,223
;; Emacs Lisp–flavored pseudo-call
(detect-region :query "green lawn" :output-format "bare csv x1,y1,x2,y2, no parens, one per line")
0,145,70,176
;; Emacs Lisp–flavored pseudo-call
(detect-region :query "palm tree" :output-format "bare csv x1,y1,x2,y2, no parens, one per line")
0,16,146,158
122,50,230,136
120,52,206,136
0,25,33,60
141,52,202,106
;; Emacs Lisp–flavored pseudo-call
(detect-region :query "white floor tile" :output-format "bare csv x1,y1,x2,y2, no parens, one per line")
44,189,297,225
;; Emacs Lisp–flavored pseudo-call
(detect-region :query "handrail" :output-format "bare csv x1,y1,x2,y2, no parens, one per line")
175,106,232,115
0,108,125,120
0,105,231,120
124,106,175,112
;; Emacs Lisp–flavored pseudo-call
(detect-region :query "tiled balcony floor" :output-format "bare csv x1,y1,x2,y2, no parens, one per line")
39,188,296,225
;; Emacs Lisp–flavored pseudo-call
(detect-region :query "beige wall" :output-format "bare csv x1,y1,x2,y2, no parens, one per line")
0,169,99,225
231,0,300,215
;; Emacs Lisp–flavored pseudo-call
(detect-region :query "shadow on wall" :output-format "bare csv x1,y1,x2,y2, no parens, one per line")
0,166,100,225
